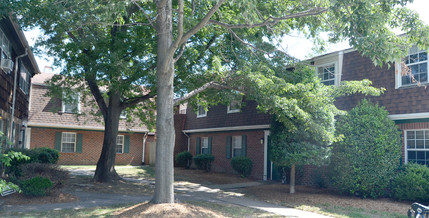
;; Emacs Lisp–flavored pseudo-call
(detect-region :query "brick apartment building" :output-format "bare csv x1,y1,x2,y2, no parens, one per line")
175,46,429,182
27,73,155,165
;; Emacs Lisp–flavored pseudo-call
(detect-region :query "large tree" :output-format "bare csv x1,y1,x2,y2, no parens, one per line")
7,0,429,204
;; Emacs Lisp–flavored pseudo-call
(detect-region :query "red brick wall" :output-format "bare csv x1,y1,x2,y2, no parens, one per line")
29,127,154,165
189,130,266,180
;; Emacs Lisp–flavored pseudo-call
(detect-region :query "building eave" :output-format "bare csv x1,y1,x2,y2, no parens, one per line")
183,124,270,133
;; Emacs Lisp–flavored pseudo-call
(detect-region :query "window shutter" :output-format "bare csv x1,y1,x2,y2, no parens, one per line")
54,132,62,151
76,133,83,153
226,136,231,159
196,137,201,155
242,135,247,157
124,135,130,153
208,136,212,154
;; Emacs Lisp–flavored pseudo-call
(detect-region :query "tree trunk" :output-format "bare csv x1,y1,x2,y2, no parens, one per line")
152,0,175,203
290,164,296,194
94,93,122,183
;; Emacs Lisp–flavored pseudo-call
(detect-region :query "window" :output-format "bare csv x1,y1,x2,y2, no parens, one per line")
61,132,76,153
405,130,429,166
227,100,241,113
116,135,124,153
62,93,81,113
197,104,207,118
201,137,209,154
232,136,242,157
402,46,428,86
317,63,336,85
120,110,127,119
19,61,30,95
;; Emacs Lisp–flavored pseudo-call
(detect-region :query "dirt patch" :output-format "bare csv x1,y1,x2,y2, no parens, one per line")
3,190,77,205
245,183,411,215
174,167,252,185
113,202,226,218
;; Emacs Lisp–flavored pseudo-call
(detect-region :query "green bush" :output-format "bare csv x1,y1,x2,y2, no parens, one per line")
20,163,69,189
193,154,215,172
329,99,402,198
6,147,60,177
175,151,193,168
391,163,429,202
230,156,253,177
20,176,53,197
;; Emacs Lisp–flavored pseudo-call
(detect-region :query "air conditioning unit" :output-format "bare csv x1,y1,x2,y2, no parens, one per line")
1,59,13,72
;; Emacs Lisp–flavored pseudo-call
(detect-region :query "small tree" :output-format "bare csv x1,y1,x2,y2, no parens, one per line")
330,99,401,198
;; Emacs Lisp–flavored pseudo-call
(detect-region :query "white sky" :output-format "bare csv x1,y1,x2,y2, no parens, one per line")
24,0,429,73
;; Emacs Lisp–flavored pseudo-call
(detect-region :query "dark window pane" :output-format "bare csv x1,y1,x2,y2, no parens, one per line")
416,131,424,139
410,54,418,63
420,52,427,61
420,71,427,82
408,151,417,160
417,160,426,165
402,76,411,85
420,63,427,74
407,140,415,149
416,140,425,148
406,57,410,64
323,73,329,80
411,65,419,76
417,151,425,159
426,151,429,160
408,131,415,139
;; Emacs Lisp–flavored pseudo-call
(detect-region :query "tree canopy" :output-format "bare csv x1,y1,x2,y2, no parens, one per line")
5,0,429,203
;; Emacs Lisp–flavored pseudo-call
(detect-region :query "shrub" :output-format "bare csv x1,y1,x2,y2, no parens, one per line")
391,163,429,202
175,151,193,168
20,163,69,189
329,99,401,198
230,156,253,177
193,154,215,172
6,147,60,177
20,176,53,197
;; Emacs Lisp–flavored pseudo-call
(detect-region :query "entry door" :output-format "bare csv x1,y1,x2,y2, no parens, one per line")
266,136,281,180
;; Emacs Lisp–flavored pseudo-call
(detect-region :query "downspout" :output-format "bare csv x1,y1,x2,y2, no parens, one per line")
142,132,148,165
10,49,28,145
183,132,190,152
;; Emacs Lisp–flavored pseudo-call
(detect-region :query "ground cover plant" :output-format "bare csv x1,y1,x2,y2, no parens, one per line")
392,163,429,203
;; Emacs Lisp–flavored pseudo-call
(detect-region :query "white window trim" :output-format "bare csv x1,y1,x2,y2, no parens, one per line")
201,137,209,154
232,135,242,157
61,132,77,153
316,62,339,86
227,101,241,114
116,135,125,154
197,104,207,118
395,48,429,89
120,111,127,119
62,92,81,114
404,129,429,165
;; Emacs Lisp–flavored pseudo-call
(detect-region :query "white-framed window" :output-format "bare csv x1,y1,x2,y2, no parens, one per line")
19,61,30,95
0,28,13,73
62,93,81,113
227,100,241,113
120,110,127,119
201,137,209,154
317,63,336,86
197,104,207,118
61,132,76,153
116,135,124,153
232,135,242,157
401,46,428,86
405,130,429,166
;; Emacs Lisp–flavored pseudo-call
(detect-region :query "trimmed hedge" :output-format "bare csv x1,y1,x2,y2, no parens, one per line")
329,100,401,198
175,151,193,168
20,176,53,197
230,156,253,177
193,154,215,172
391,163,429,202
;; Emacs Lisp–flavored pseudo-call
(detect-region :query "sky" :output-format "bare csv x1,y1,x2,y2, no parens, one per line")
24,0,429,73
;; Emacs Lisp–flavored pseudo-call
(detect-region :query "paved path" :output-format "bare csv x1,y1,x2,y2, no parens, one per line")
2,168,331,217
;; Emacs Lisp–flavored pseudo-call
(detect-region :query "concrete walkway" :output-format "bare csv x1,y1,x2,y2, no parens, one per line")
2,168,331,217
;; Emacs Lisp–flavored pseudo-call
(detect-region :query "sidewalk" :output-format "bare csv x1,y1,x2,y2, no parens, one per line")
2,169,331,217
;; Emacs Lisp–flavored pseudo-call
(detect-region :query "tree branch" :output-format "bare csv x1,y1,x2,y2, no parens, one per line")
123,92,154,108
209,7,328,29
132,0,156,29
173,81,239,105
173,44,186,63
85,71,108,120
